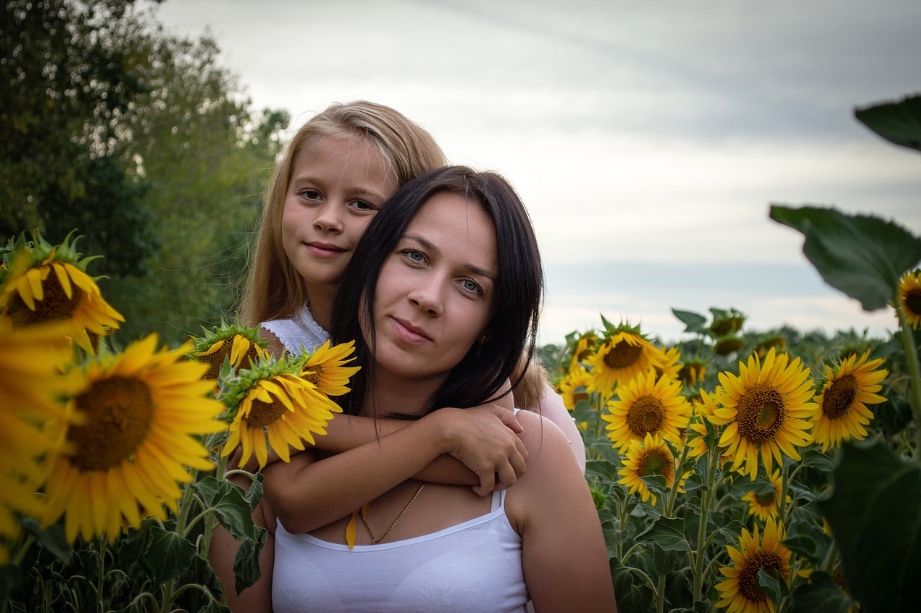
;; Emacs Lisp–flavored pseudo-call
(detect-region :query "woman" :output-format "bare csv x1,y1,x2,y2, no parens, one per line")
216,166,615,611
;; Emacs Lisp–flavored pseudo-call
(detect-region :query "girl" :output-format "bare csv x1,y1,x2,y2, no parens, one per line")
253,166,616,611
239,101,583,483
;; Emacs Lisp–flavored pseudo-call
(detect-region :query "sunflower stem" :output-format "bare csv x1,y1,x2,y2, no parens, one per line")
655,572,667,613
778,464,790,523
692,447,719,603
820,538,838,575
895,304,921,456
664,442,689,517
95,537,106,613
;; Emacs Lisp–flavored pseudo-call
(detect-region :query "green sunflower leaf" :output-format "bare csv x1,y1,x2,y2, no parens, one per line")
769,205,921,311
818,440,921,613
758,567,783,604
637,516,688,552
855,94,921,152
144,524,198,584
233,526,267,594
194,476,261,542
671,308,707,334
798,448,838,472
790,571,855,613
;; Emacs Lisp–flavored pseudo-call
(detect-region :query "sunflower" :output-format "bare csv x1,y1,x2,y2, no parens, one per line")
587,322,662,393
810,350,888,452
221,355,342,469
715,518,791,613
568,331,599,371
0,234,123,353
686,388,720,460
603,370,691,451
192,322,268,381
557,366,593,410
618,433,679,505
41,334,225,543
299,340,360,397
0,321,79,561
714,335,746,356
898,269,921,329
741,470,789,522
653,345,682,380
709,348,817,480
678,359,707,387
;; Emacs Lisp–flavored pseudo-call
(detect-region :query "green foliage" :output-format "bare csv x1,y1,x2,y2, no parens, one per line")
855,93,921,152
769,205,921,312
0,0,156,275
818,440,921,613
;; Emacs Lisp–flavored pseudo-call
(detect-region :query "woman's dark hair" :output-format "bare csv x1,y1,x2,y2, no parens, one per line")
330,165,544,417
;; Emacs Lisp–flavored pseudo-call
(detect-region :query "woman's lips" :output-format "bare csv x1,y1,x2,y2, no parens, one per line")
390,317,431,345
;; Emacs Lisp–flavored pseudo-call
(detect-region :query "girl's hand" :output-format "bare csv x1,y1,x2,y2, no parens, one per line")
433,404,529,496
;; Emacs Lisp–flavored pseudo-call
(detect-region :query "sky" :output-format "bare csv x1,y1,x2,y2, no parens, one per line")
154,0,921,345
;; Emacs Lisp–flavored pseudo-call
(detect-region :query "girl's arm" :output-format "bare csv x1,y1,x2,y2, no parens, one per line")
263,406,528,534
527,381,587,473
507,411,617,612
259,328,522,488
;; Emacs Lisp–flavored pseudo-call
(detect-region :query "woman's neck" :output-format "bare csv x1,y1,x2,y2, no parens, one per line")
304,283,337,331
359,367,447,418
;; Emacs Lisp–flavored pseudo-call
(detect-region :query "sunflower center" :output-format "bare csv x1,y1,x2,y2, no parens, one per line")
822,374,858,419
754,491,776,507
639,450,672,478
627,395,665,436
736,384,785,444
603,339,642,370
8,269,84,327
67,376,154,472
304,364,324,387
244,397,288,428
906,290,921,315
737,551,785,602
200,341,261,380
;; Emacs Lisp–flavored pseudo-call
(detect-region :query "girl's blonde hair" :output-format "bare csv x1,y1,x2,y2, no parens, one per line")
239,101,447,326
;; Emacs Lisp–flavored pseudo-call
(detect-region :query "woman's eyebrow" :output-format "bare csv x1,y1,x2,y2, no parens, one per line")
403,233,496,282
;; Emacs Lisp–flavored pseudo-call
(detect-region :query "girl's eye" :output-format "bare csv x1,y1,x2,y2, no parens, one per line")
350,200,376,212
461,279,483,295
300,189,321,201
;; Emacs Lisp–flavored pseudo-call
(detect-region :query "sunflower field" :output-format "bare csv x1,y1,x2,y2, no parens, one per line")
0,232,353,612
0,95,920,613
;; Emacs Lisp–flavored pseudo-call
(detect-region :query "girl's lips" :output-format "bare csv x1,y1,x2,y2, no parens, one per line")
390,317,431,345
306,242,346,258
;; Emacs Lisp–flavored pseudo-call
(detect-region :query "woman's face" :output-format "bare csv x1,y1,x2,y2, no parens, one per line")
282,134,399,291
369,191,498,384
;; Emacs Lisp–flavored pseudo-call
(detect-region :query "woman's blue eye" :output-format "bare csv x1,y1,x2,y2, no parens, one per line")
405,250,424,262
462,279,481,293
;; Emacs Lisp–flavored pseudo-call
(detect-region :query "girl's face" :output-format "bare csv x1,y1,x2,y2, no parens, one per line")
369,191,498,385
282,134,399,291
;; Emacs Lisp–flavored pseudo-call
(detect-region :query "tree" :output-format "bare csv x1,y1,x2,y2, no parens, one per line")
0,0,157,276
0,0,289,344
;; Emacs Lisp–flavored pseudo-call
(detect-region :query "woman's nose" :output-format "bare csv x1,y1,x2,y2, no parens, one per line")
408,276,444,316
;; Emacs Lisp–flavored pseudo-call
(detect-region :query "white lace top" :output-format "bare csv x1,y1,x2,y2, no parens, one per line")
261,304,329,357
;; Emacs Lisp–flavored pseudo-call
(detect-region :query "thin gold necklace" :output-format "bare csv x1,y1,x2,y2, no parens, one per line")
359,483,426,545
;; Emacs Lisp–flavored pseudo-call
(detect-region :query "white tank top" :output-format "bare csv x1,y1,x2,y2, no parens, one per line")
272,490,528,613
261,304,329,356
